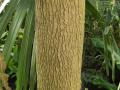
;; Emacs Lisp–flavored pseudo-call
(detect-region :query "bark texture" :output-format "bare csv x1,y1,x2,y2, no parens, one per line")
35,0,85,90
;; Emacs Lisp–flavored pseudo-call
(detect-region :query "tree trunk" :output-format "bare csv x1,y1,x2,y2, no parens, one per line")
35,0,85,90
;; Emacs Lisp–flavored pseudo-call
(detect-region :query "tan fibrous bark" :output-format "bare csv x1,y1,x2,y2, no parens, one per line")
0,53,11,90
35,0,85,90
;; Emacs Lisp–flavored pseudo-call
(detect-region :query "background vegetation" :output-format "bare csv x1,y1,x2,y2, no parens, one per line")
0,0,36,89
83,0,120,90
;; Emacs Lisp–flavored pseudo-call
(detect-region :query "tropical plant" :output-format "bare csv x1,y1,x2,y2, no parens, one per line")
84,0,120,90
1,0,120,90
0,0,36,89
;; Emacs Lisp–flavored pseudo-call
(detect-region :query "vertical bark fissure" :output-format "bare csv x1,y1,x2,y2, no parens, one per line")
36,0,85,90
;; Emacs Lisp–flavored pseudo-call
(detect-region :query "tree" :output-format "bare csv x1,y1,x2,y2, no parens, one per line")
35,0,85,90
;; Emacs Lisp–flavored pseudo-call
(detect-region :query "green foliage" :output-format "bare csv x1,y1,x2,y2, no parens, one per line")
84,0,120,90
0,0,36,90
82,71,117,90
